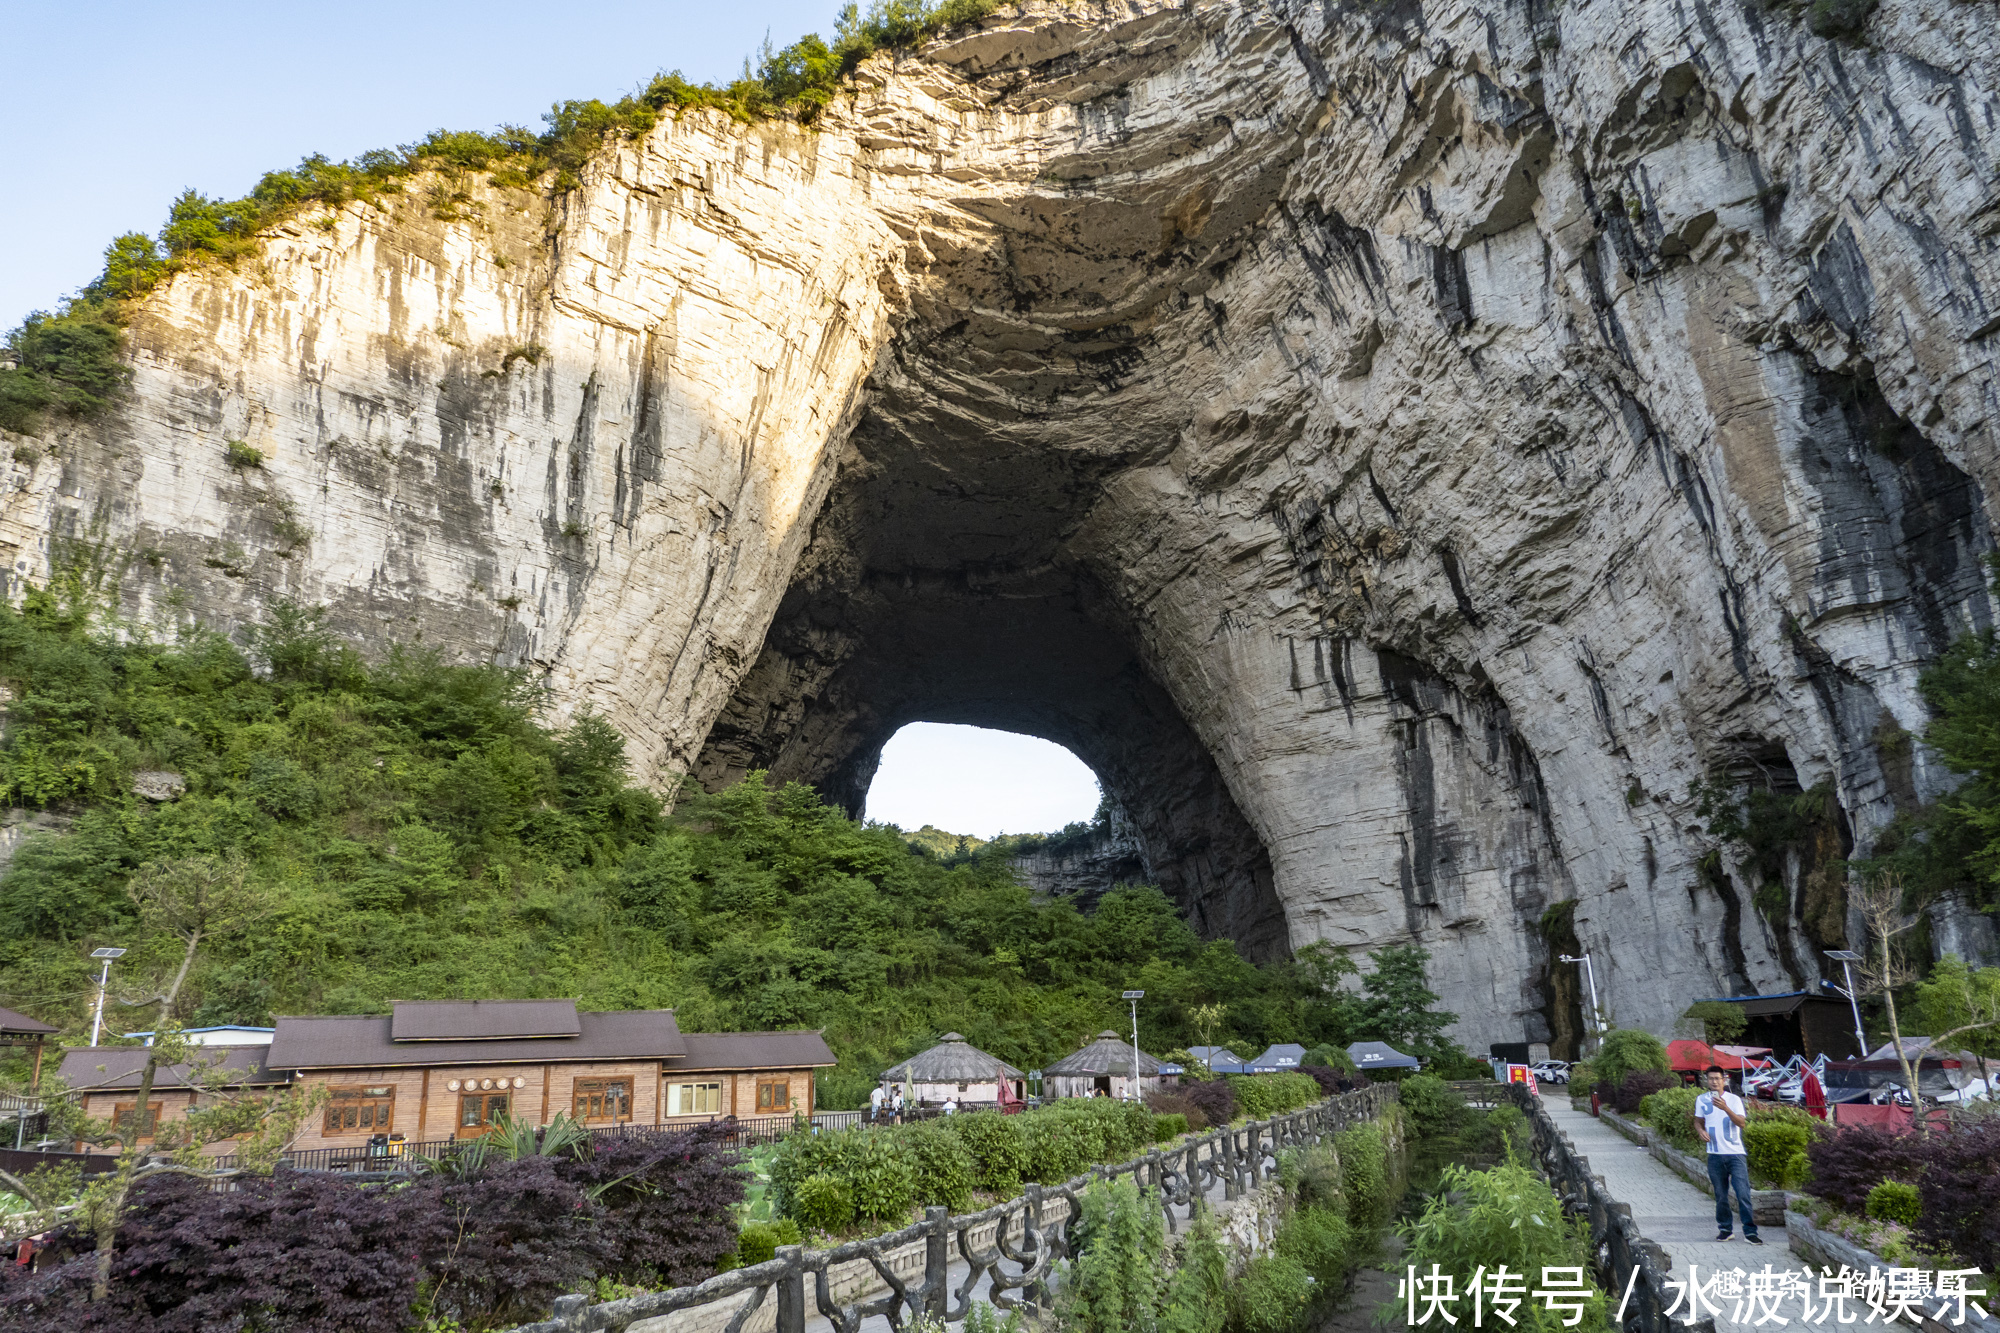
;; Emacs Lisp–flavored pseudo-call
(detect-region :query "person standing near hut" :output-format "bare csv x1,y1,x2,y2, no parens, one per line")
891,1084,905,1124
869,1083,886,1124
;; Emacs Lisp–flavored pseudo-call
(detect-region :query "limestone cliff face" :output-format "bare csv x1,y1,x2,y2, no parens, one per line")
1008,810,1149,908
8,0,2000,1049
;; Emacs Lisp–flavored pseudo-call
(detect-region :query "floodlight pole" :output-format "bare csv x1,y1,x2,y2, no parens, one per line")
87,947,126,1048
1824,950,1868,1057
1559,953,1601,1053
1123,990,1145,1102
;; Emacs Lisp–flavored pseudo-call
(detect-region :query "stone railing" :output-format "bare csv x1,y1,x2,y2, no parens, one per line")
1507,1084,1718,1333
501,1083,1400,1333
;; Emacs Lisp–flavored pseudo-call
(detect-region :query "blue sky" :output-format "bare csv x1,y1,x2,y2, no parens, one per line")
4,3,1103,837
2,0,834,321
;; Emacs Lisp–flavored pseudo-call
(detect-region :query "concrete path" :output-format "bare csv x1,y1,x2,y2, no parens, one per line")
1544,1101,1774,1333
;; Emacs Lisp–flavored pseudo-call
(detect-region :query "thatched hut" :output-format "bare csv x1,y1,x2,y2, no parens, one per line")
881,1033,1025,1107
1043,1030,1164,1101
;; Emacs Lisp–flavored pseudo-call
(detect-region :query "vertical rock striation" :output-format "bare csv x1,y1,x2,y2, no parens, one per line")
7,0,1999,1045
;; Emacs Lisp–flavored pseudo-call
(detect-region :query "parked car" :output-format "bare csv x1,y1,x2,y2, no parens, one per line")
1530,1060,1570,1084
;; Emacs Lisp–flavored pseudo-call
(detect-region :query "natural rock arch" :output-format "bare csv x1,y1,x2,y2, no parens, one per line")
11,0,2000,1047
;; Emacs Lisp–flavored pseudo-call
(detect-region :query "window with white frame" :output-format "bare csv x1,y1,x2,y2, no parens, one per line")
667,1081,722,1115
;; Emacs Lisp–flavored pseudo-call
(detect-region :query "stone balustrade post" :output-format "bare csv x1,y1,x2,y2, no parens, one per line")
923,1206,948,1318
775,1245,807,1333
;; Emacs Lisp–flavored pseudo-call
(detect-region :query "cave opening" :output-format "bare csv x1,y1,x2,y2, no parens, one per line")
690,367,1292,956
863,722,1103,840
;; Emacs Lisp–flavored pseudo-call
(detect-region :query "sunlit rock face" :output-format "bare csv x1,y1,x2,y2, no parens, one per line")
8,0,1999,1047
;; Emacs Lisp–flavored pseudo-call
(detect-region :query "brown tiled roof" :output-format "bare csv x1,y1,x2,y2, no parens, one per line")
672,1030,837,1072
391,999,581,1041
0,1006,56,1035
267,1009,685,1070
59,1044,287,1091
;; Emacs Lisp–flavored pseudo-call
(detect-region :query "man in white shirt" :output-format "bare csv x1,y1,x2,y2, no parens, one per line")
1689,1065,1761,1243
869,1084,886,1123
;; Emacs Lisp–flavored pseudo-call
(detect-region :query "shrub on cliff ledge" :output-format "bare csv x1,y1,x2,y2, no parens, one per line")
0,306,131,435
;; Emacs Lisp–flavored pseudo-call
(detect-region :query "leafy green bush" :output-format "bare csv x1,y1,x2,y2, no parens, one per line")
1023,1112,1094,1185
1640,1085,1705,1152
1333,1121,1389,1230
1426,1046,1494,1080
1865,1179,1921,1227
1401,1159,1608,1331
224,439,265,469
1591,1029,1671,1092
1303,1044,1357,1075
1488,1103,1528,1156
736,1216,802,1264
903,1121,976,1212
1224,1072,1321,1120
794,1174,854,1232
1228,1252,1314,1333
1745,1120,1814,1188
944,1111,1028,1194
1398,1073,1467,1140
1782,1150,1812,1192
1274,1204,1350,1290
842,1129,918,1225
1277,1144,1344,1215
1061,1178,1165,1332
1153,1112,1188,1141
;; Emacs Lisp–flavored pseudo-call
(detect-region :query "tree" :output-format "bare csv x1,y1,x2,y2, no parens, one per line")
1913,953,2000,1099
1355,945,1458,1056
65,854,311,1301
1190,1004,1227,1065
1590,1028,1670,1091
1677,1000,1748,1046
1853,872,1928,1122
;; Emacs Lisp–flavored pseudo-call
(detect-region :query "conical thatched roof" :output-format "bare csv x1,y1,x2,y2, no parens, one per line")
1044,1030,1163,1077
881,1032,1024,1082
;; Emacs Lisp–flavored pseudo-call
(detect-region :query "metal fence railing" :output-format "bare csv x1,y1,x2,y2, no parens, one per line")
493,1083,1402,1333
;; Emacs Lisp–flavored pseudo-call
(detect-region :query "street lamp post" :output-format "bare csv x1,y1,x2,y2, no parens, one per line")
1824,950,1868,1057
88,947,127,1048
1559,953,1602,1051
1122,990,1145,1101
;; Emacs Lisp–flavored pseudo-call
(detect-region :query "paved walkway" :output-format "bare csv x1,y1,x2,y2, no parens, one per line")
1544,1101,1771,1333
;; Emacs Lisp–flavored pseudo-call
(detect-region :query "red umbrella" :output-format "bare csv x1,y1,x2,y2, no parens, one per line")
1802,1067,1828,1120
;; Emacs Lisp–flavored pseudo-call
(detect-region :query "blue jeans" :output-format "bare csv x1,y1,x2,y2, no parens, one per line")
1707,1153,1758,1238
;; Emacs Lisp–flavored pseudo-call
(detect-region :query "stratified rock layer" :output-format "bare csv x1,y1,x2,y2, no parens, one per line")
8,0,1999,1047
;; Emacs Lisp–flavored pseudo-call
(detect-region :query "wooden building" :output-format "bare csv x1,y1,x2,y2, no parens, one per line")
0,1005,56,1090
61,999,835,1153
1696,991,1861,1061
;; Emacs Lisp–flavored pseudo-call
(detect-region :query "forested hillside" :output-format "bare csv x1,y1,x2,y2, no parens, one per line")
0,585,1385,1107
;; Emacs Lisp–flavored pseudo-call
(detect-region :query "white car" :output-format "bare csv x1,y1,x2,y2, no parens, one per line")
1530,1060,1571,1084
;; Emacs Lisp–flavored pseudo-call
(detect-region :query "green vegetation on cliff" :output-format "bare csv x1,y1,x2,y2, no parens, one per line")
0,587,1396,1108
0,0,998,436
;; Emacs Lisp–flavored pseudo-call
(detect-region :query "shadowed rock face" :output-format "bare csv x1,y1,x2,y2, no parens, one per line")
8,0,1999,1043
